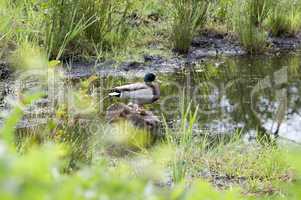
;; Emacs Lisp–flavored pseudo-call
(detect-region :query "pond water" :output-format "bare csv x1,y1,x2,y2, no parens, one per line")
101,53,301,143
1,52,301,144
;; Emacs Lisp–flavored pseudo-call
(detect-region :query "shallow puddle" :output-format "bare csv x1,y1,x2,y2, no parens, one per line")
100,53,301,143
1,53,301,144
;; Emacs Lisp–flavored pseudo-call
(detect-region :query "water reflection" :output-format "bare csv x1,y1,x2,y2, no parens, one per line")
103,53,301,143
2,53,300,144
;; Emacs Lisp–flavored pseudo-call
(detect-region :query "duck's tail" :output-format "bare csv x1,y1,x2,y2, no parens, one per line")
108,92,121,97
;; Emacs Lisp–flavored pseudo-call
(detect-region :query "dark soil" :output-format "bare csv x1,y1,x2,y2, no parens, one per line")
0,61,12,103
270,33,301,52
61,31,301,79
1,31,301,129
0,61,11,80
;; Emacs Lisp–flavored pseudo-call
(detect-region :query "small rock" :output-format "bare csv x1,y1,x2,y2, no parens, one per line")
0,62,11,80
120,61,143,71
143,55,162,63
106,103,162,139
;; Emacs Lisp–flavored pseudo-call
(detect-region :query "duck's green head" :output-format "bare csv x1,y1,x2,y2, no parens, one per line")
144,73,156,83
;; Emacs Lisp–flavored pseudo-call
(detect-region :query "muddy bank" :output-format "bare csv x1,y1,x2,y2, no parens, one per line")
0,61,11,80
1,32,301,132
0,61,12,104
0,32,300,81
62,31,301,79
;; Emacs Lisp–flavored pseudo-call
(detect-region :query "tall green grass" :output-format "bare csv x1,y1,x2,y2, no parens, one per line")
231,0,301,52
43,0,98,60
170,0,210,54
209,0,234,23
0,0,134,60
267,0,301,36
2,0,301,60
203,142,289,194
232,0,272,54
162,99,294,195
164,102,199,183
78,0,134,53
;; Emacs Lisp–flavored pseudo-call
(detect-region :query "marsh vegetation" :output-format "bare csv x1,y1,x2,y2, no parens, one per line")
1,0,301,59
1,0,301,199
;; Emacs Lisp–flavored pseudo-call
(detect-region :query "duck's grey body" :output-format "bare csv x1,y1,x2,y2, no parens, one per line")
109,82,160,106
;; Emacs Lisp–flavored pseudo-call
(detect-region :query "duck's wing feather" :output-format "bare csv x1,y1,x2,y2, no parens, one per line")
151,83,160,100
110,82,160,105
121,88,153,99
112,83,148,92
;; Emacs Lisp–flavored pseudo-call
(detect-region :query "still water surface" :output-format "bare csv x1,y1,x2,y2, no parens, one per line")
1,53,300,144
102,53,301,143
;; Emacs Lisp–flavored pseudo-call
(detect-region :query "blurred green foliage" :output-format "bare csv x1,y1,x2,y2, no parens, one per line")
1,1,301,200
0,139,300,199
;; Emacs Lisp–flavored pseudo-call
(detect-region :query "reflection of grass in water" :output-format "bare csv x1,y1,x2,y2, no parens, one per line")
3,40,301,198
6,99,300,198
288,56,301,76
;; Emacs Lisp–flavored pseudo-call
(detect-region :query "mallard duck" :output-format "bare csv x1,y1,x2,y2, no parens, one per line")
109,73,160,108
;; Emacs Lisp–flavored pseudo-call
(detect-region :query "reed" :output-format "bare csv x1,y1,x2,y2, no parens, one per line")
0,0,133,60
170,0,210,54
232,0,272,54
267,0,301,36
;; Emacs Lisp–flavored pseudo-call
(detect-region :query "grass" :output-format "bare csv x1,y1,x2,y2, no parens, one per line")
267,0,301,37
230,0,301,53
0,0,150,60
6,44,296,198
2,97,299,199
0,136,300,199
200,142,290,195
1,3,301,199
164,110,291,195
164,101,199,183
1,0,301,61
231,0,271,54
170,0,210,54
161,97,290,196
